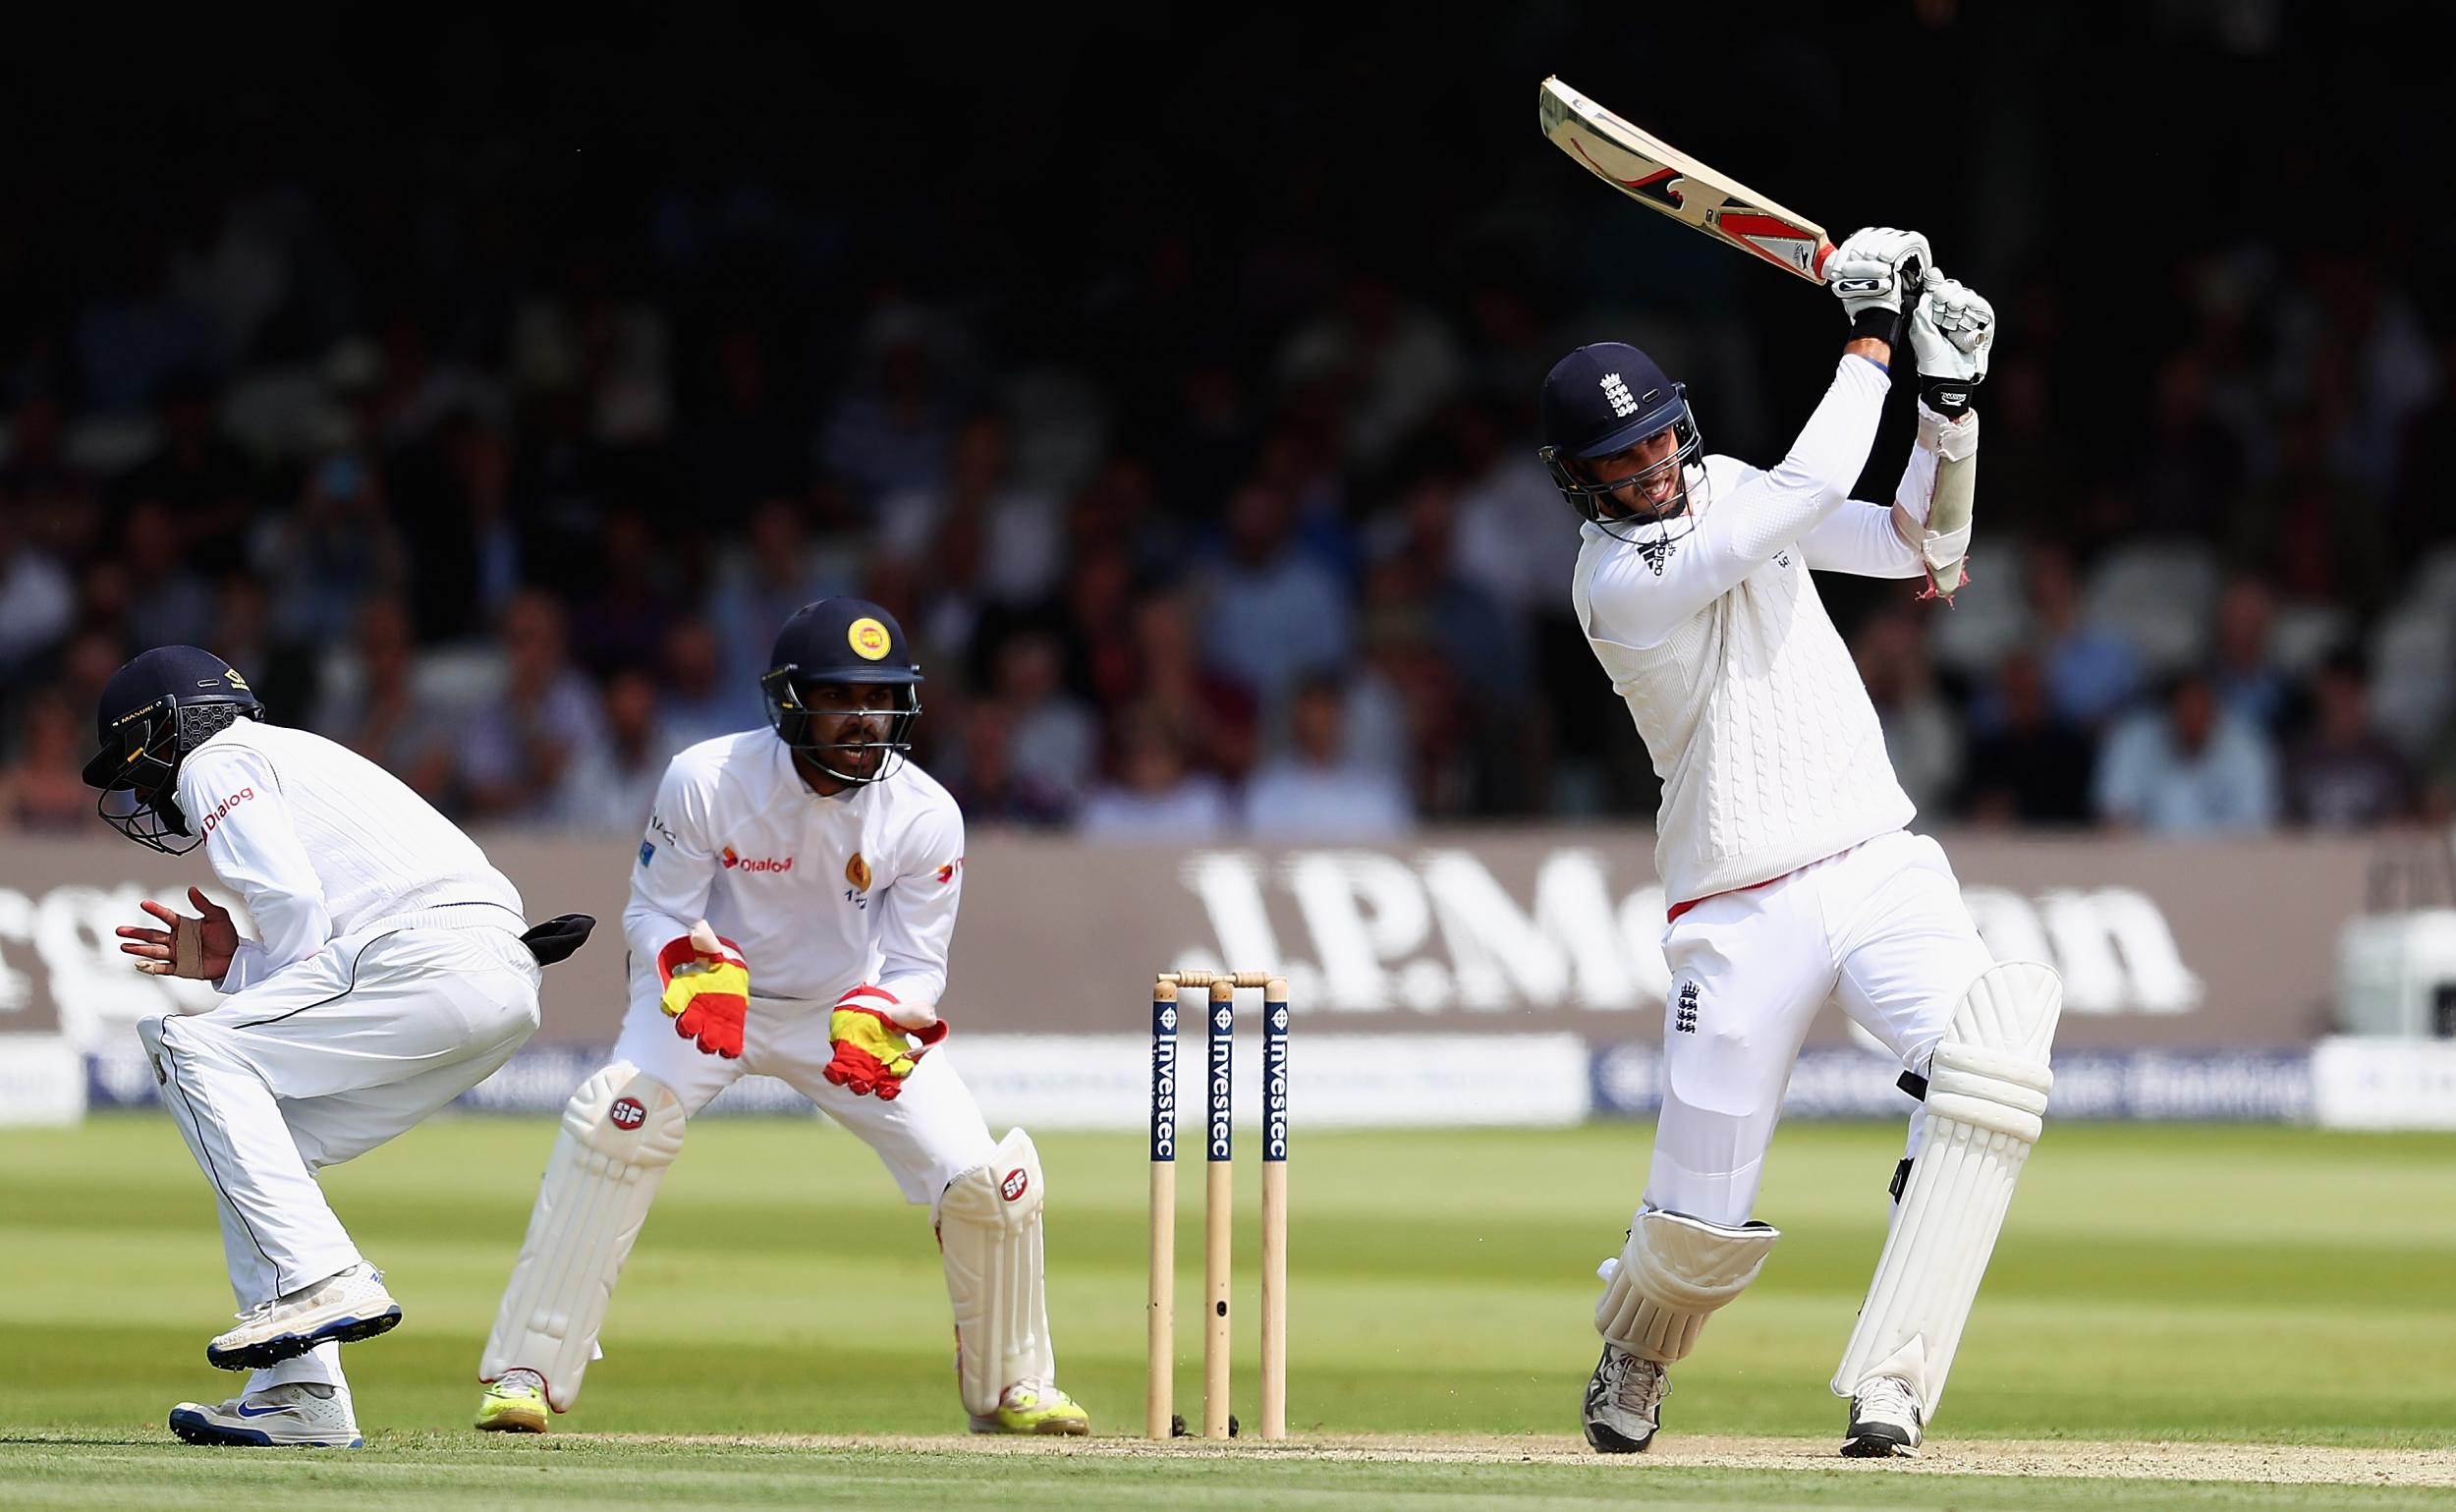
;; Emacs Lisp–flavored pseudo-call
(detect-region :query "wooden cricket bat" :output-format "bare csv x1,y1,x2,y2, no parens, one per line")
1539,77,1834,284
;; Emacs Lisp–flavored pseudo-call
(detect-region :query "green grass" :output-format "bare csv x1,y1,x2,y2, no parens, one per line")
3,1114,2452,1508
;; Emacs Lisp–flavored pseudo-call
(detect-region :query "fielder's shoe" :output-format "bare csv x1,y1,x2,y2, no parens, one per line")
207,1263,401,1372
969,1381,1090,1435
169,1382,361,1448
1841,1373,1923,1457
1582,1343,1668,1453
474,1368,549,1433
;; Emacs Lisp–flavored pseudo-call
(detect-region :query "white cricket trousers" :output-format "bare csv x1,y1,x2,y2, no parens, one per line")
138,919,542,1391
1647,830,1995,1227
606,982,1001,1209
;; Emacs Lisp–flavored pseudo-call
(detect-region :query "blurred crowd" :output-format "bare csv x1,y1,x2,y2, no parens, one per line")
4,11,2453,842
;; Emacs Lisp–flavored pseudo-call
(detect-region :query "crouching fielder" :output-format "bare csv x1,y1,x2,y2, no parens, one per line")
474,597,1087,1436
1541,227,2060,1457
82,645,590,1449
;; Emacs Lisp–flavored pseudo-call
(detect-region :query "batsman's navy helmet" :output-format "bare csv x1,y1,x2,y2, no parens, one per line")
1537,341,1705,541
81,645,264,854
761,597,922,786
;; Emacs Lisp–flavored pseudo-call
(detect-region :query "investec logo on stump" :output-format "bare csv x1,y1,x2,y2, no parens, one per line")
1174,848,2206,1019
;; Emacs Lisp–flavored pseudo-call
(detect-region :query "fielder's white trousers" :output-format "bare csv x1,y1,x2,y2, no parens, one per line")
1647,830,1994,1226
607,985,1001,1211
138,919,542,1392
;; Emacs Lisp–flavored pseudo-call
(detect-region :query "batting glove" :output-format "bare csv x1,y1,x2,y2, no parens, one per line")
1908,275,1994,418
1825,226,1930,345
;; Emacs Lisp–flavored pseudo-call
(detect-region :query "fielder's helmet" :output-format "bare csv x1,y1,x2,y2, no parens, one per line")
81,645,264,854
761,598,923,786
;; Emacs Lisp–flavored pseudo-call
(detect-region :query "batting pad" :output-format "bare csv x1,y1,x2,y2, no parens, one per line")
937,1128,1054,1417
1830,960,2061,1417
479,1062,685,1409
1594,1207,1781,1364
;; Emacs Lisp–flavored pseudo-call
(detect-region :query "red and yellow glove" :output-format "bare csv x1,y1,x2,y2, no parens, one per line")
657,923,751,1059
823,984,947,1099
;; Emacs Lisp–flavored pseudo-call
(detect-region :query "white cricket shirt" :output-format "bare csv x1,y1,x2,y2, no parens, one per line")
178,720,527,992
625,731,966,1013
1571,354,1943,907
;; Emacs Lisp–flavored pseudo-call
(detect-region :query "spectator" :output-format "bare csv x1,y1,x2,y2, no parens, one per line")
113,371,256,576
310,597,453,798
1077,703,1233,838
944,700,1071,827
119,497,216,651
2206,576,2293,735
1853,609,1964,818
878,414,1062,607
255,450,405,651
0,508,75,682
554,668,672,831
1245,671,1413,838
992,630,1099,809
1127,592,1258,785
458,590,607,821
2025,543,2142,731
0,395,102,561
657,617,763,749
393,409,522,644
567,506,683,681
2283,652,2416,828
2095,671,2279,835
819,334,954,507
712,496,843,691
1194,483,1352,709
0,687,89,831
1958,649,2095,826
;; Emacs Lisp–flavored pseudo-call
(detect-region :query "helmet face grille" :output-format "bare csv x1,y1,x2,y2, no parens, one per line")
88,698,257,854
761,667,921,787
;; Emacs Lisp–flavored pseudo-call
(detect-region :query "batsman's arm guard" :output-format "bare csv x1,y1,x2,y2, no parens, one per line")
1902,402,1978,600
937,1129,1057,1417
1831,960,2060,1419
479,1063,686,1410
1593,1208,1781,1364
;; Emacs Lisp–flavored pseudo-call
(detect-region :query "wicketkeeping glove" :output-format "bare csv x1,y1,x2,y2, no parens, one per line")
657,923,751,1059
822,984,948,1100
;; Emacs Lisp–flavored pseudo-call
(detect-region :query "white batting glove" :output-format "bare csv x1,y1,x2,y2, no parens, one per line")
1908,276,1994,417
1826,227,1930,343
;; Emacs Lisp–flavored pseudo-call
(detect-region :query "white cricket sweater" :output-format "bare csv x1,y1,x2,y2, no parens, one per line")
1571,354,1930,906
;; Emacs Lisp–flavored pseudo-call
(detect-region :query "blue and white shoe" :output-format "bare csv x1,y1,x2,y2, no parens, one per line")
170,1383,362,1448
207,1263,401,1372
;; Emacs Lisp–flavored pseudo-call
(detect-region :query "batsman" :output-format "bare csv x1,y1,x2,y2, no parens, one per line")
473,597,1088,1436
1541,227,2061,1457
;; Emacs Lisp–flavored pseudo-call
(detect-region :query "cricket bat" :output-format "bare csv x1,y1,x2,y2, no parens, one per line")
1539,77,1834,284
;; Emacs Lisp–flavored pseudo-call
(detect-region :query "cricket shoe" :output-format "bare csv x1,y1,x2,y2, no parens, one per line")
1841,1373,1923,1457
169,1382,361,1448
474,1368,550,1433
969,1381,1090,1435
1582,1343,1668,1453
207,1263,401,1372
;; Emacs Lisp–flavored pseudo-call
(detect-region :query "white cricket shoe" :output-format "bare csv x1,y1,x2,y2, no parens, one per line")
1582,1343,1669,1453
169,1382,361,1448
207,1263,401,1372
1842,1373,1923,1457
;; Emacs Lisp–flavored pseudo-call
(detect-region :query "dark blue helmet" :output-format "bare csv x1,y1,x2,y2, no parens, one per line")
761,598,923,786
81,645,264,854
1537,342,1706,542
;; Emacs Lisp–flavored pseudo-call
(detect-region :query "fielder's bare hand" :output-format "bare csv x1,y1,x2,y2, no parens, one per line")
117,886,239,980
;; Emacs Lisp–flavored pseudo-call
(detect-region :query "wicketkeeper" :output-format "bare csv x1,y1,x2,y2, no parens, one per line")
474,597,1088,1436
